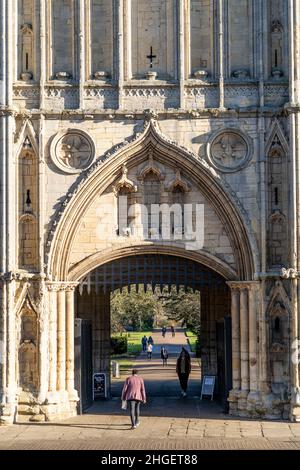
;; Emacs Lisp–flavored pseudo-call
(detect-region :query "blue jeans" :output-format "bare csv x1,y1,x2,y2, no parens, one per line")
129,400,140,426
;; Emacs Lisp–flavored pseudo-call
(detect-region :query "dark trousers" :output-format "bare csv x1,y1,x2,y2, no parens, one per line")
178,373,189,393
129,400,140,426
147,352,152,359
162,358,167,366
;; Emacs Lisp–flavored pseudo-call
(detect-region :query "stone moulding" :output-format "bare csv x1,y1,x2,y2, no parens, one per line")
45,113,257,282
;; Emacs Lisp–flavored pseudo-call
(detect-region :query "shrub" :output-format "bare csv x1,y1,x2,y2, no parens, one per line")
111,335,128,355
195,337,201,358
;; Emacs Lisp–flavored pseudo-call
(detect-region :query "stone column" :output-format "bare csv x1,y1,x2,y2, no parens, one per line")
124,0,132,80
66,284,78,398
248,282,259,394
57,288,66,393
78,0,85,109
240,286,249,392
47,285,58,393
117,0,124,109
39,0,46,108
178,0,185,108
228,283,241,390
6,277,17,409
218,0,225,109
287,0,300,422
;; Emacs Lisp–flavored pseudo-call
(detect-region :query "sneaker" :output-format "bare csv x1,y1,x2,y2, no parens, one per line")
135,421,140,427
183,392,187,397
131,425,137,429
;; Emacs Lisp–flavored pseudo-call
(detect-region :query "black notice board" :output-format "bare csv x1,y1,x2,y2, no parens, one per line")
200,375,216,400
93,373,107,399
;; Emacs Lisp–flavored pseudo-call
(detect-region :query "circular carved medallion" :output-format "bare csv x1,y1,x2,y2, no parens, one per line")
50,129,95,174
207,129,252,173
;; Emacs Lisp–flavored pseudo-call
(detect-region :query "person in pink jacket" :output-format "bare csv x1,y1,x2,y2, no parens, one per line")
121,369,146,429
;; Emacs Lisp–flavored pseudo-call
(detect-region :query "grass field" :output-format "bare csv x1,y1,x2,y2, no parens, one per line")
185,330,197,353
111,331,152,376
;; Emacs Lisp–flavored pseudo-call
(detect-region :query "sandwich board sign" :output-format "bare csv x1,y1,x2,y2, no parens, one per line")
200,375,216,400
93,373,107,399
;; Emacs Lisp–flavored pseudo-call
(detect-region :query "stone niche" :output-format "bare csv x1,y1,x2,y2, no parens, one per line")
268,300,290,397
18,306,39,393
131,0,175,80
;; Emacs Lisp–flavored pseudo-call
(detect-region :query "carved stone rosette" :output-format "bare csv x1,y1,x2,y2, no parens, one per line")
206,128,253,173
50,129,96,174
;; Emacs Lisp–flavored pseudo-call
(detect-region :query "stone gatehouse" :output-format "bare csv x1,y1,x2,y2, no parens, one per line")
0,0,300,423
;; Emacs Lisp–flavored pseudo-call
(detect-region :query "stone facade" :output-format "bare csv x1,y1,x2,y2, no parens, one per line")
0,0,300,424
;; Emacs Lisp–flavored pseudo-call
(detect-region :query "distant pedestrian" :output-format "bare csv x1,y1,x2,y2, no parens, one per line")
176,347,191,397
148,335,154,345
171,326,175,337
141,335,147,352
162,326,167,338
161,346,168,366
121,369,146,429
147,343,153,360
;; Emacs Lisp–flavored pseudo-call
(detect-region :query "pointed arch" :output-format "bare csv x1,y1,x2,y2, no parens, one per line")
47,118,257,281
15,119,39,157
265,119,289,157
266,280,291,318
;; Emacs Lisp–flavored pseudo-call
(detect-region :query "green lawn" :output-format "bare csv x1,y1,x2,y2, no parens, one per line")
111,331,152,376
126,331,152,355
185,330,197,353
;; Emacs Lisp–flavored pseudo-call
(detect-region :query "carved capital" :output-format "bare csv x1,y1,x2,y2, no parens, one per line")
227,281,260,292
280,268,299,279
0,271,22,282
46,281,78,292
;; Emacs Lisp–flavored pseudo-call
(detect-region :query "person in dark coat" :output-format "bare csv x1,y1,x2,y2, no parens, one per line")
141,335,147,352
148,335,154,345
176,347,191,397
161,346,168,366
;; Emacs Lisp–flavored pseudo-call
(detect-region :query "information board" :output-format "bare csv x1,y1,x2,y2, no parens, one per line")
200,375,216,400
93,373,107,399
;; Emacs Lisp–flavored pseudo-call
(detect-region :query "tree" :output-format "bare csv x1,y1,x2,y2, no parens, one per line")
110,286,157,332
158,287,201,334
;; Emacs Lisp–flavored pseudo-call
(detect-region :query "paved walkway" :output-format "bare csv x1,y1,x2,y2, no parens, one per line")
1,329,300,450
111,328,201,397
1,398,300,450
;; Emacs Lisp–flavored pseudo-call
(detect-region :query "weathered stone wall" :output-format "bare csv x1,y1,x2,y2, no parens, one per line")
1,0,300,424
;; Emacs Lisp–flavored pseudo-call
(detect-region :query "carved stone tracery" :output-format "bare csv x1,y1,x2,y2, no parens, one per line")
207,129,252,173
50,129,95,174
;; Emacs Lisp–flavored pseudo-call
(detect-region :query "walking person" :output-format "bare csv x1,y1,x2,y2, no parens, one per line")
121,369,146,429
176,347,191,397
141,335,147,352
161,346,168,366
171,325,175,337
161,326,167,338
147,342,153,360
148,335,154,346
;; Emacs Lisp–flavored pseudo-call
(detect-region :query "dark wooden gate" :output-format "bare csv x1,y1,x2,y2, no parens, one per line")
216,316,232,413
75,318,93,413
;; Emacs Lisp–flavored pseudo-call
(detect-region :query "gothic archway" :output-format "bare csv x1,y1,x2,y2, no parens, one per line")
47,118,257,282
